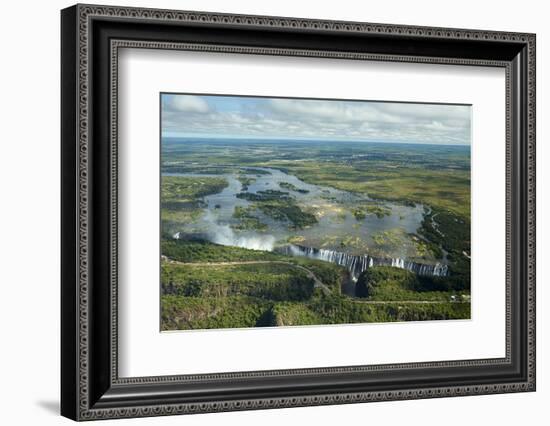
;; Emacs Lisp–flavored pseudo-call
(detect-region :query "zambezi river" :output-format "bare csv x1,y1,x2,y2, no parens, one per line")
167,166,448,278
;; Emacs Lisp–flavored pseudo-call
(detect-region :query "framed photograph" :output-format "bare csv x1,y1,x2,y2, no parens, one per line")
61,4,536,421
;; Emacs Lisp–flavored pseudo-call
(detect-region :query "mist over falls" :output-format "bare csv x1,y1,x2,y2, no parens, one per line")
174,210,277,251
210,226,276,251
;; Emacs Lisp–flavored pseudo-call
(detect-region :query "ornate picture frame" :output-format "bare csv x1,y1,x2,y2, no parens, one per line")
61,4,535,421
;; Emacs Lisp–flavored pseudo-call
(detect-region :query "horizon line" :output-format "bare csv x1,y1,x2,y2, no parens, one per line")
161,135,471,147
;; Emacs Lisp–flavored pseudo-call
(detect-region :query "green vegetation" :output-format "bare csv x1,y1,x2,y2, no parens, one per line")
161,176,228,234
355,266,467,301
410,234,443,259
236,190,317,229
162,176,228,205
231,206,268,231
162,262,315,301
351,208,367,220
162,239,344,292
161,239,281,263
419,207,471,289
307,293,469,324
352,204,391,220
339,235,363,249
236,189,291,201
258,202,317,229
270,302,323,326
258,157,470,219
241,168,272,175
162,291,469,330
160,240,469,330
279,181,310,194
289,258,344,292
371,229,406,252
161,295,273,330
237,175,256,191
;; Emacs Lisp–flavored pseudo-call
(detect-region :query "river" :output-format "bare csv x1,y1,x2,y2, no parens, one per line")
165,166,439,264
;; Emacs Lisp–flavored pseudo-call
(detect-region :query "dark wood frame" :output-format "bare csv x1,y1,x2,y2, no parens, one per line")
61,4,536,421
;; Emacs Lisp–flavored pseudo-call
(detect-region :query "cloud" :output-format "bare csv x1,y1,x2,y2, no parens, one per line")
268,98,398,124
162,95,471,145
166,95,210,113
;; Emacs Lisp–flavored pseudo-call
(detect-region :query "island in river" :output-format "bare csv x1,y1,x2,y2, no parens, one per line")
160,138,471,330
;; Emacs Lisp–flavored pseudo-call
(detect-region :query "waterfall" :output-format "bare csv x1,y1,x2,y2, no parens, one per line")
279,244,449,281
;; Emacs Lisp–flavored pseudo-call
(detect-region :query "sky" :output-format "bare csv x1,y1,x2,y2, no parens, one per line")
161,94,471,145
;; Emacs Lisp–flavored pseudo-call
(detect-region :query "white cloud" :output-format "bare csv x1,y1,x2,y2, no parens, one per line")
162,95,471,145
167,95,210,113
268,98,395,124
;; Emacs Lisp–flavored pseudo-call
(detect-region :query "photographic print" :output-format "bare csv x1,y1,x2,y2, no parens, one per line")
160,94,471,331
61,7,536,417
